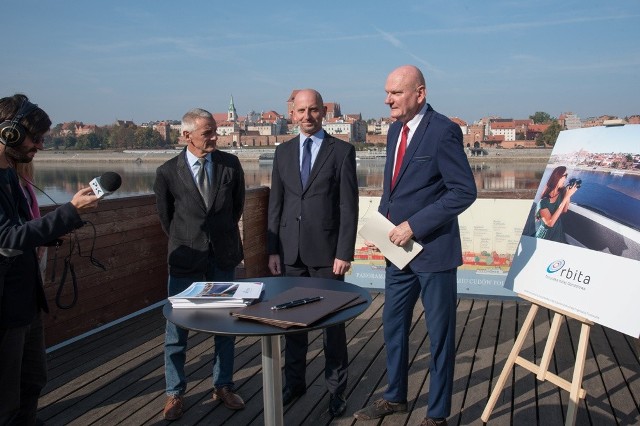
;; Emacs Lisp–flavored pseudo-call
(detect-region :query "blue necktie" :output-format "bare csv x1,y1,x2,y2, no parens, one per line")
300,137,312,188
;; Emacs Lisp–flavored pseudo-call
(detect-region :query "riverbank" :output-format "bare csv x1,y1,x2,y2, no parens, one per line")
33,147,553,163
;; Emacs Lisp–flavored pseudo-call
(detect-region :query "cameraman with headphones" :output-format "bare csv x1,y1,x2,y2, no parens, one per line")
0,94,98,425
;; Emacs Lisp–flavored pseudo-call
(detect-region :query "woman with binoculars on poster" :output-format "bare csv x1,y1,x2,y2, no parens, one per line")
535,165,580,243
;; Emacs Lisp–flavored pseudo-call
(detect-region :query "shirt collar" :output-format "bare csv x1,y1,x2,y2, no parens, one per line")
185,149,211,166
299,129,324,146
405,103,428,131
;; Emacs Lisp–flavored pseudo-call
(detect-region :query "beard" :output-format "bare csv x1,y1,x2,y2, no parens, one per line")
5,145,36,163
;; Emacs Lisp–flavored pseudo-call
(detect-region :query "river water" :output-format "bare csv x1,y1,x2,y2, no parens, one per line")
30,158,548,206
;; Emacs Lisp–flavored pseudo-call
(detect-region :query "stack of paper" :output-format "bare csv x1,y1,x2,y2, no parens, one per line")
169,282,264,309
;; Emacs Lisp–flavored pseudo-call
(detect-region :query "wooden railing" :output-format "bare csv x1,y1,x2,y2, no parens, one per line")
41,187,271,347
40,186,533,347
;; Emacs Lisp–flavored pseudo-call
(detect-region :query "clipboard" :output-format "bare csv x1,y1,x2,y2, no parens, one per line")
230,286,364,328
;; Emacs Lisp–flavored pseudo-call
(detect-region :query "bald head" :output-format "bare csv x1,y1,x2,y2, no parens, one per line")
292,88,327,136
391,65,426,87
293,89,324,107
384,65,427,123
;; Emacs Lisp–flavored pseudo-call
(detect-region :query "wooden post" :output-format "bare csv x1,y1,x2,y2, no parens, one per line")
481,294,592,426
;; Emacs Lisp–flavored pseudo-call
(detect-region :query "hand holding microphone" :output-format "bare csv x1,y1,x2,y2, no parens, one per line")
89,172,122,199
71,172,122,211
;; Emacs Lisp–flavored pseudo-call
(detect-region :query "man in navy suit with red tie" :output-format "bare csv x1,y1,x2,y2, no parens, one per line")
355,65,477,426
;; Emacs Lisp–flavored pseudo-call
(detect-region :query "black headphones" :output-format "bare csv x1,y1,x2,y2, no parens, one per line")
0,99,39,147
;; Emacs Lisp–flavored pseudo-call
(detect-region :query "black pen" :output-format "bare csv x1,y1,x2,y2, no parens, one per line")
271,296,323,310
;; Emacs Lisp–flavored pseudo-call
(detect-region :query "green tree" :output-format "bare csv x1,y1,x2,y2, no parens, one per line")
536,120,562,146
168,129,181,146
134,127,163,148
51,136,64,150
50,123,64,137
529,111,554,124
77,133,103,149
63,135,77,149
108,125,136,149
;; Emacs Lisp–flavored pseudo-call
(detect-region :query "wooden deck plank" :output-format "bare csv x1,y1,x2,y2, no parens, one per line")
37,295,640,425
379,293,432,426
449,298,488,425
510,301,539,424
457,299,502,425
484,299,518,426
532,308,564,425
287,293,386,425
583,323,640,425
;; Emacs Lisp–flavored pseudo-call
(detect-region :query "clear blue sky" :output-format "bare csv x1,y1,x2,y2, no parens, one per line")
4,0,639,125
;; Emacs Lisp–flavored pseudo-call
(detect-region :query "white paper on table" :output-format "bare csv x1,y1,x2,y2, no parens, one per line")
358,212,423,269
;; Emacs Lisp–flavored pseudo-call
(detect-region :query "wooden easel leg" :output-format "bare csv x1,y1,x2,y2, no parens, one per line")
481,303,539,422
537,313,563,381
565,323,590,426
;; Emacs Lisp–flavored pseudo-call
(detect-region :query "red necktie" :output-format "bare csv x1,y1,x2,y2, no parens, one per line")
392,124,409,189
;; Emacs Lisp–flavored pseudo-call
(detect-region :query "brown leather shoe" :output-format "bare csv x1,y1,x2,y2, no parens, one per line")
213,386,245,410
163,395,184,421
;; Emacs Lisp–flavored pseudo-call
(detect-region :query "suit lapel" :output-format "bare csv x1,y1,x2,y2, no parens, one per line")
385,125,400,193
303,131,333,193
391,105,434,192
177,149,207,211
210,150,224,209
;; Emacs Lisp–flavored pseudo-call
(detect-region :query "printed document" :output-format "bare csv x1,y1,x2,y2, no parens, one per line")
358,212,423,269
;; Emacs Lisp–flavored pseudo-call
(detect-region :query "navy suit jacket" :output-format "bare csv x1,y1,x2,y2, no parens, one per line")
379,104,477,272
267,131,358,267
154,148,245,276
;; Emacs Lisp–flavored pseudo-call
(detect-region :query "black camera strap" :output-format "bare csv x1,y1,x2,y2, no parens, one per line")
55,257,78,310
53,220,105,310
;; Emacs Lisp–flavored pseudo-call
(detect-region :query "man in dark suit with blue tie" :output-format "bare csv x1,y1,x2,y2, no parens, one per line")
154,108,246,420
354,66,477,426
267,89,358,417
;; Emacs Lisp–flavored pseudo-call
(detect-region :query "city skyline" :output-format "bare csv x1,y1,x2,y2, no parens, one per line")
4,1,639,126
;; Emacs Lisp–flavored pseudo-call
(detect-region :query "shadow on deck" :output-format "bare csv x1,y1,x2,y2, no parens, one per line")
39,293,640,425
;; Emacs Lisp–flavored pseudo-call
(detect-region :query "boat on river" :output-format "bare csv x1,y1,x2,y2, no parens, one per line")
258,152,275,163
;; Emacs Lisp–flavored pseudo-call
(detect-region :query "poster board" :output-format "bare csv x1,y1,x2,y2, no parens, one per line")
349,196,530,299
505,124,640,337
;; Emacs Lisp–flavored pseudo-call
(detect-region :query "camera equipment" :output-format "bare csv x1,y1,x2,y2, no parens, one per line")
567,177,582,188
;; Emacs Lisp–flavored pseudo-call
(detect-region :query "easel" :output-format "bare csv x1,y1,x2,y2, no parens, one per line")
481,294,593,426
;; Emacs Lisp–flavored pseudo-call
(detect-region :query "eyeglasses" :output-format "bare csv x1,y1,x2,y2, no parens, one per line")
28,134,45,145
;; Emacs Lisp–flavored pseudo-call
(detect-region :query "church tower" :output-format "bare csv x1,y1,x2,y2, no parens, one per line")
228,95,237,122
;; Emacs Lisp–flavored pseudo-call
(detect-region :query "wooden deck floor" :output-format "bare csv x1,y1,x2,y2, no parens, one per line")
39,293,640,425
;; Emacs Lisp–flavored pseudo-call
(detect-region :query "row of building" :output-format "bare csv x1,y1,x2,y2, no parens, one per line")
57,91,640,149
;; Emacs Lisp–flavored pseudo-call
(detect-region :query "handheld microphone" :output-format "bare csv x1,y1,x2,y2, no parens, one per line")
89,172,122,199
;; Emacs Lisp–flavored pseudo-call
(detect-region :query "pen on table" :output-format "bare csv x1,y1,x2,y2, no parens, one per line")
271,296,323,310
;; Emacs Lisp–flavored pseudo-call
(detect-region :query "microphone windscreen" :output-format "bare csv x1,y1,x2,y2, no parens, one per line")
100,172,122,192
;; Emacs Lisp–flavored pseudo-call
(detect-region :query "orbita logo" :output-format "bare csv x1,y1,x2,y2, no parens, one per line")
545,259,591,285
546,259,565,274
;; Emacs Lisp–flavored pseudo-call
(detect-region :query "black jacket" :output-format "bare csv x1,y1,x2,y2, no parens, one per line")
154,148,245,276
0,167,84,327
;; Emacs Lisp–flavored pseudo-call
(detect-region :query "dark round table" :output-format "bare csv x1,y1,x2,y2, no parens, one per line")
163,276,372,426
